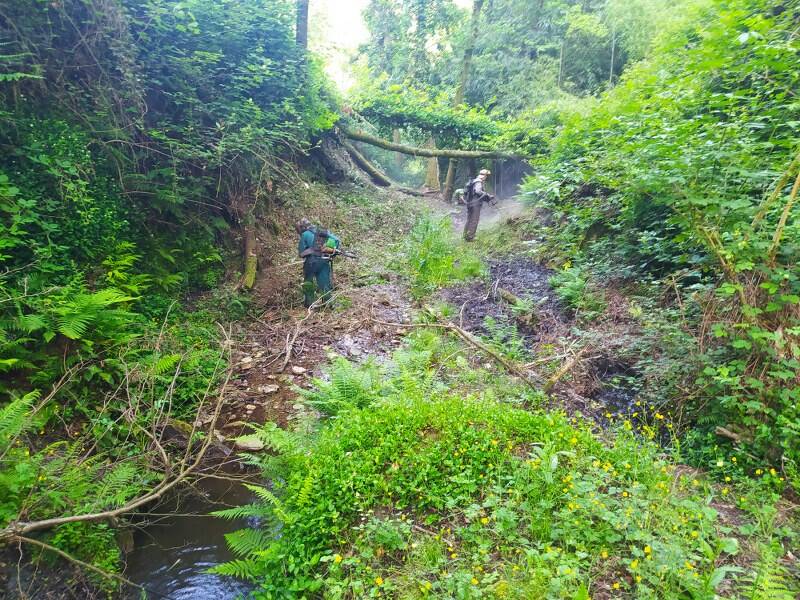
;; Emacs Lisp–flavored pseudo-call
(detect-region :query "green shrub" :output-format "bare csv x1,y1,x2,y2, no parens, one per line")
549,265,607,320
215,344,737,599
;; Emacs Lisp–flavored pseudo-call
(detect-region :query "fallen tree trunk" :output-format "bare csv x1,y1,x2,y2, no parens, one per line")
342,139,392,186
341,126,523,160
342,139,426,197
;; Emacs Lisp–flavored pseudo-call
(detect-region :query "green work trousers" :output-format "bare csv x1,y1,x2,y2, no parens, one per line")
302,257,332,307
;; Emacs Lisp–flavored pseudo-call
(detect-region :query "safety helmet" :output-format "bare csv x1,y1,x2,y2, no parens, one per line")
479,169,491,176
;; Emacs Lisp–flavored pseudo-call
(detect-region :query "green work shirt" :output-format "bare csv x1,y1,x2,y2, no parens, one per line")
298,230,316,257
298,228,340,258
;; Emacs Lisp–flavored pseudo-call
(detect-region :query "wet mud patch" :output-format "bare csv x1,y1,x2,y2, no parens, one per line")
588,358,641,422
218,282,415,440
439,258,564,343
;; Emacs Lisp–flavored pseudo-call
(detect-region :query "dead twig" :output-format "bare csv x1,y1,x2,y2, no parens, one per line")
543,346,590,393
369,310,544,389
1,328,234,541
12,535,150,595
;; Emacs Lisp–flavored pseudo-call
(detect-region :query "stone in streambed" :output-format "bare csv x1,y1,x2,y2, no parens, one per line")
234,437,265,451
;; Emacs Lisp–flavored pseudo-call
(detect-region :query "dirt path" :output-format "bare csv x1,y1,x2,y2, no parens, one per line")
206,188,643,448
437,196,528,236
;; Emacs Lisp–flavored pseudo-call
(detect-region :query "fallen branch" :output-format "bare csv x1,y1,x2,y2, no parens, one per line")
1,328,234,540
714,425,751,444
543,346,590,393
12,535,148,594
497,287,523,306
495,286,539,327
341,125,523,160
343,139,391,186
370,308,543,389
343,139,426,197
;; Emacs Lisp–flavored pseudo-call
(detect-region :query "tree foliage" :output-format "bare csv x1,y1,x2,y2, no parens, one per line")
528,0,800,485
0,0,335,578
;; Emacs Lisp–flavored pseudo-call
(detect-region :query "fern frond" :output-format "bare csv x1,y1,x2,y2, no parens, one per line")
295,471,315,509
153,353,182,375
747,544,796,600
207,558,263,580
224,528,271,558
244,483,293,523
90,461,140,509
0,390,39,442
250,421,307,457
16,313,47,333
57,311,94,339
212,504,274,520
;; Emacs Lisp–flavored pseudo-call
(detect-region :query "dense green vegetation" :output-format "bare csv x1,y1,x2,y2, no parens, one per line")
1,0,799,597
0,0,332,585
527,0,800,488
216,331,766,599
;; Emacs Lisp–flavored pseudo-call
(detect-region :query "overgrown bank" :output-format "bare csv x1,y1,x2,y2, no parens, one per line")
212,213,798,598
517,0,800,491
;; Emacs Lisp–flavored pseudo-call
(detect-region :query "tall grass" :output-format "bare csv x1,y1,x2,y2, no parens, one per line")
403,215,484,297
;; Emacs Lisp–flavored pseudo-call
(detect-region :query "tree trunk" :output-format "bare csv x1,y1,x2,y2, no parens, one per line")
231,190,259,289
443,159,459,202
424,137,440,191
393,129,403,168
343,140,426,196
343,140,392,186
341,126,521,159
608,24,616,85
444,0,485,203
242,224,258,289
296,0,309,50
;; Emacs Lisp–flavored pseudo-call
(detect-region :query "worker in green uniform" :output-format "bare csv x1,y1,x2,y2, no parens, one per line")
295,218,341,307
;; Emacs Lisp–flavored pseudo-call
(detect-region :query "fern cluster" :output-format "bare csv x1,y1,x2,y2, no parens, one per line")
301,356,384,416
747,544,798,600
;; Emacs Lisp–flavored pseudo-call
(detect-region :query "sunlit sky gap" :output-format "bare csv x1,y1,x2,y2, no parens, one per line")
310,0,472,91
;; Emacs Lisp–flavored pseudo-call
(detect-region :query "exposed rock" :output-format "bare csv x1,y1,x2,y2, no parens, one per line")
291,365,307,375
257,384,280,394
234,437,265,452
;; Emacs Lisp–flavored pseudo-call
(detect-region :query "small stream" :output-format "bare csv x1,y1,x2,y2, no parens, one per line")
123,476,258,600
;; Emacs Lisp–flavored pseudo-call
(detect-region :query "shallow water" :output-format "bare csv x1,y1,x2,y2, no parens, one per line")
123,476,258,600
